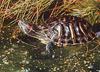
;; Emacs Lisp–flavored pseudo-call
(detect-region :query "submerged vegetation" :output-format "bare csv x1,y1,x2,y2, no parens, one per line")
0,0,100,72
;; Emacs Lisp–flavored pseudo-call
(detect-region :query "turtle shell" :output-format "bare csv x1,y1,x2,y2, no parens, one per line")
45,16,96,46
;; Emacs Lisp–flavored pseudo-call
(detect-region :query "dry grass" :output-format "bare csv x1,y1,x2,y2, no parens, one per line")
0,0,54,24
0,0,100,24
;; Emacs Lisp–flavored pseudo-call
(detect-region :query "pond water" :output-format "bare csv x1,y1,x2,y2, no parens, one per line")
0,25,100,72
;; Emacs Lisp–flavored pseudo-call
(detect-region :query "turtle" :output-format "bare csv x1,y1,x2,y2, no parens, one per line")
17,15,98,54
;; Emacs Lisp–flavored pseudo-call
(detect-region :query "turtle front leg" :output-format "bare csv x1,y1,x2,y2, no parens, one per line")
45,31,57,54
46,42,53,54
46,41,54,54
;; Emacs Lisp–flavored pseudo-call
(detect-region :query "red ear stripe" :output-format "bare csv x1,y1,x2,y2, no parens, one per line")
27,24,33,30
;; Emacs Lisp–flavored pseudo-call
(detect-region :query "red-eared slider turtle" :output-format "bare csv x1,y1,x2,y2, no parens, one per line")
18,15,97,54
